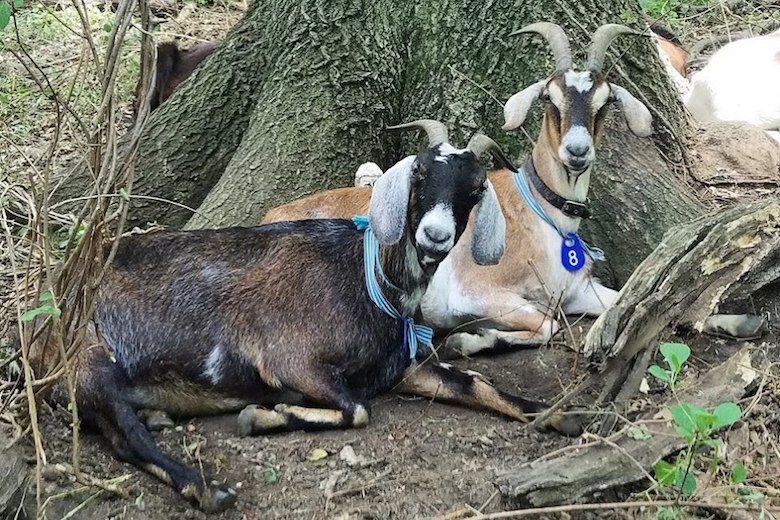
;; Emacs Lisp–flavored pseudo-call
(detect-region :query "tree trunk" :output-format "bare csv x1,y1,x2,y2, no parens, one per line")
56,0,704,282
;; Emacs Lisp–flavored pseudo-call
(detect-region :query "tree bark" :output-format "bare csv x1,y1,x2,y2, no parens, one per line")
54,0,703,281
0,431,31,520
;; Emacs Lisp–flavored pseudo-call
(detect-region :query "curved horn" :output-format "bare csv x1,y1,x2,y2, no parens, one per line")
587,23,638,71
386,119,448,146
466,134,517,171
511,22,572,72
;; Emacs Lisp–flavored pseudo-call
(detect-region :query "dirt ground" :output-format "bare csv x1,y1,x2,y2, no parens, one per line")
2,1,780,519
32,342,585,520
16,310,778,520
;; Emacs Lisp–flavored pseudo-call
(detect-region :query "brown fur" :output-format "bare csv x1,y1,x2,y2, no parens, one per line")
656,38,689,77
133,40,219,114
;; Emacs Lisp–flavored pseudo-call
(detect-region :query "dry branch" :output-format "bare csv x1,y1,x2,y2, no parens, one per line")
496,347,759,507
579,200,780,422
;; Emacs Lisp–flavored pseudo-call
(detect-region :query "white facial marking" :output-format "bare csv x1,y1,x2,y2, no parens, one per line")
590,82,611,110
559,125,595,170
564,70,594,93
548,82,565,106
435,144,467,163
205,345,225,385
415,203,455,254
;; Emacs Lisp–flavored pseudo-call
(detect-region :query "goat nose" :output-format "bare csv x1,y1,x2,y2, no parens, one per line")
423,226,451,244
565,143,590,157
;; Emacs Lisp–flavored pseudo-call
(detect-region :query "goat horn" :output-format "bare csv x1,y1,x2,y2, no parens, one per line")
511,22,572,72
466,134,516,171
587,23,639,72
386,119,449,146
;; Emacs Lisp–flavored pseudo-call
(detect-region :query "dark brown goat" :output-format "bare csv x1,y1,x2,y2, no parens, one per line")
28,121,580,513
133,40,218,114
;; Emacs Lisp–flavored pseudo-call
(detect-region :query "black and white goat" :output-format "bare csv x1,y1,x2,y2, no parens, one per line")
28,121,579,512
263,24,653,357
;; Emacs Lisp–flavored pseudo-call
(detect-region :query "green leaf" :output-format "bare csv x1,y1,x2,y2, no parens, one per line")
0,2,11,32
627,426,651,441
731,463,747,485
263,467,277,484
20,304,61,321
660,343,690,373
648,364,671,383
676,469,697,495
102,21,112,32
694,410,716,433
712,402,741,430
40,290,54,302
119,187,130,201
670,403,700,440
654,460,676,486
738,488,765,503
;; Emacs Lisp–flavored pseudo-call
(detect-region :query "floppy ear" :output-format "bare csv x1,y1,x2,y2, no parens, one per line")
502,80,546,131
610,84,653,137
470,181,506,265
368,155,416,245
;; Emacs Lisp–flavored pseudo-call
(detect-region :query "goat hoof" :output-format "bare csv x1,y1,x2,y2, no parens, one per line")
146,412,174,431
536,408,585,437
199,482,237,513
273,403,289,413
237,405,258,437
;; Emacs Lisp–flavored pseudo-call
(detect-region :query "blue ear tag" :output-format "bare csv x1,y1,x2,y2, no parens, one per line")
561,232,586,272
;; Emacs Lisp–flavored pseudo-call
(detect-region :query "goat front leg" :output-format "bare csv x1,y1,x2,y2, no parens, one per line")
238,363,368,435
393,362,581,436
440,299,558,358
562,279,617,317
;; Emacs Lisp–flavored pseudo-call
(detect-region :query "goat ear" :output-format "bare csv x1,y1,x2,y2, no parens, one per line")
502,80,546,131
368,155,416,245
610,84,654,137
470,181,506,265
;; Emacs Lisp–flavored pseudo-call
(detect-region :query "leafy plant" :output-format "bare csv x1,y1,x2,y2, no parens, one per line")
640,0,709,28
648,342,745,500
20,289,60,321
648,342,690,392
0,0,23,32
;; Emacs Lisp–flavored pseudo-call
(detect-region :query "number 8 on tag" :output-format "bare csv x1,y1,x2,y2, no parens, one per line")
561,233,586,272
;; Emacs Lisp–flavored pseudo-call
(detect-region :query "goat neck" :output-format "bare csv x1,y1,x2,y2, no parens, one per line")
530,123,591,233
376,229,429,318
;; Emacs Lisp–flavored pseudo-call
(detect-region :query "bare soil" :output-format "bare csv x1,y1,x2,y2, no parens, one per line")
18,310,779,520
32,343,585,520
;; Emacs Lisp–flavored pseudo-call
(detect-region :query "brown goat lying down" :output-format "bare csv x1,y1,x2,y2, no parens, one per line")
133,40,218,113
27,123,580,513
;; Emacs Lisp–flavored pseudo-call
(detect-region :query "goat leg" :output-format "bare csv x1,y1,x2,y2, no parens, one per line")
393,362,582,436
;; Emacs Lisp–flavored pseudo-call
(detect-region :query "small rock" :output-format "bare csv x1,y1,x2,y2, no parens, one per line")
339,445,367,466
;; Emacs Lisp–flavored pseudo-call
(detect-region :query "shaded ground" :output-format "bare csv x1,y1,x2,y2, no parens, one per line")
33,343,586,519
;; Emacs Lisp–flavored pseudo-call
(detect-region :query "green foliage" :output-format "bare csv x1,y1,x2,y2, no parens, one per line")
20,289,60,321
648,342,747,501
640,0,710,28
648,342,690,392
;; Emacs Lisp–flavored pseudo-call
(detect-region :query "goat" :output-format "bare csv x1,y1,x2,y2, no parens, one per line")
684,29,780,142
27,121,580,513
263,23,653,358
651,23,689,78
133,40,218,114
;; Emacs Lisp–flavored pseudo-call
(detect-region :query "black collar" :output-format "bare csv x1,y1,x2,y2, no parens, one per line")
523,158,591,219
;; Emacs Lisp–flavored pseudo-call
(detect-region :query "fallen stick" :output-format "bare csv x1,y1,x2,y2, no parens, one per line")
496,348,758,507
